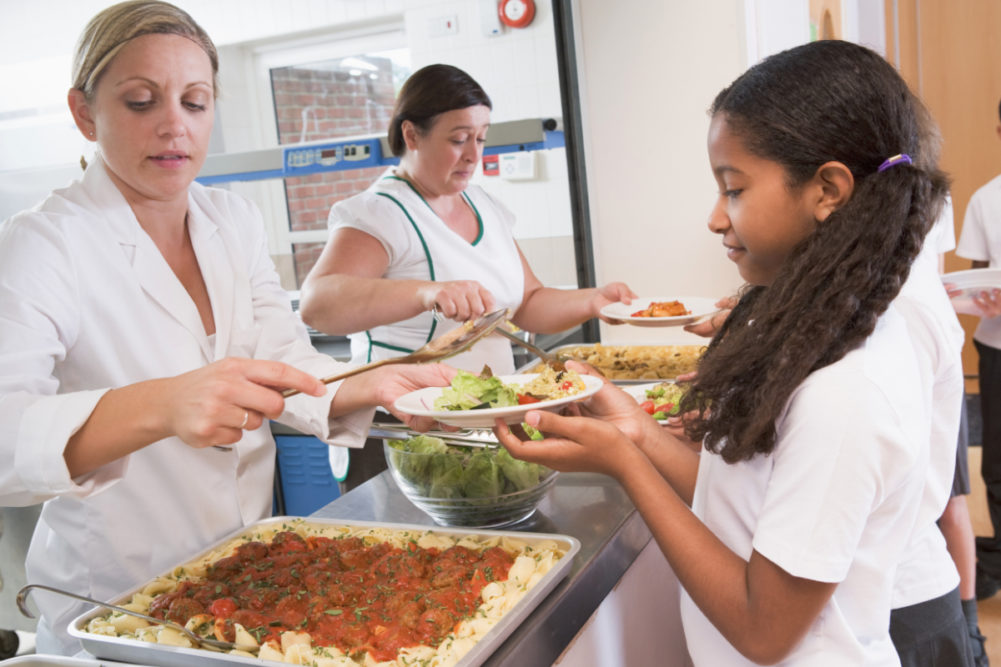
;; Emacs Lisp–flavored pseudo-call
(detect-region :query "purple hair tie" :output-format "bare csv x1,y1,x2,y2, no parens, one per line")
877,153,912,172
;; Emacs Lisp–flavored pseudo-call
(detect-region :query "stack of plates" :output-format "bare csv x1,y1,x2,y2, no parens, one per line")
942,268,1001,316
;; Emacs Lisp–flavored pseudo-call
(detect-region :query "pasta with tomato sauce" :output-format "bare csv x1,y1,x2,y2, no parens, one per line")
83,520,567,666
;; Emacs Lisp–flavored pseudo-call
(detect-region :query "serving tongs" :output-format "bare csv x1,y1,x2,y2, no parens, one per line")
493,323,570,371
17,583,259,654
371,421,497,448
282,308,508,398
429,308,569,372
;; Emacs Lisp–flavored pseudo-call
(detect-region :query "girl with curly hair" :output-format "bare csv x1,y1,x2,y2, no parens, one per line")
496,40,968,665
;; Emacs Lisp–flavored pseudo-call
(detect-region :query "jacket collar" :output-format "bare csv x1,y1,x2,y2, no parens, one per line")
81,157,230,361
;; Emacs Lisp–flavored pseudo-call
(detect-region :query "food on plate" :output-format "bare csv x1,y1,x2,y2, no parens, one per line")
630,300,690,318
531,344,705,380
638,382,687,419
84,519,568,666
518,365,586,402
387,435,552,499
433,367,516,411
433,366,586,411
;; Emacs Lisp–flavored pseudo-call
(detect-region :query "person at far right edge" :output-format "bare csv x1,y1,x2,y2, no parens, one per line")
957,98,1001,609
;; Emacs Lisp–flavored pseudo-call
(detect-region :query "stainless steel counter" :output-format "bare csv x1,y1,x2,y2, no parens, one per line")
310,470,652,666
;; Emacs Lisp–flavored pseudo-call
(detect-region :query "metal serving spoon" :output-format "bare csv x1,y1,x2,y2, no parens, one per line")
17,583,258,654
430,309,568,372
492,325,569,371
281,308,508,398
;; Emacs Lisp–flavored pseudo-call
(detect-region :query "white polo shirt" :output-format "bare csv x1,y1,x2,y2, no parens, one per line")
681,306,930,665
891,199,964,609
957,174,1001,348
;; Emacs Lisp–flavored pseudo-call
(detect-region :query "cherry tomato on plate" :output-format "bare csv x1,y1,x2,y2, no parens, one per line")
639,400,656,415
517,393,541,405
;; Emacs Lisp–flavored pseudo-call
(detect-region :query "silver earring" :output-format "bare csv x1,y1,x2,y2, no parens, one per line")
89,131,95,138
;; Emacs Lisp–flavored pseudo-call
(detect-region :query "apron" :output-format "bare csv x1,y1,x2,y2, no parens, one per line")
348,175,525,376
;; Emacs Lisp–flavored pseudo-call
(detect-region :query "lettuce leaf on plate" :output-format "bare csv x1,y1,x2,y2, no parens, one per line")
433,367,518,411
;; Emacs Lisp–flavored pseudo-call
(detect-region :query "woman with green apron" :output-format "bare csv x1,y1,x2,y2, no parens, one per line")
300,64,635,485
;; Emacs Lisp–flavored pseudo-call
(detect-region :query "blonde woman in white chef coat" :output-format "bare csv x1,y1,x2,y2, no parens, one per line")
0,1,453,655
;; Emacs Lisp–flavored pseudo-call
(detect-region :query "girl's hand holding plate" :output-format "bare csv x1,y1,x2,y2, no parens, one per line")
494,405,646,481
494,360,663,476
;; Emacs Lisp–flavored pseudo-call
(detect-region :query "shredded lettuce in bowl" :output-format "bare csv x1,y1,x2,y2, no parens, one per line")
386,435,551,499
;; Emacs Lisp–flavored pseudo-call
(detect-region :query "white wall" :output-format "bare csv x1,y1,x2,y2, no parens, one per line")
574,0,876,344
574,0,747,344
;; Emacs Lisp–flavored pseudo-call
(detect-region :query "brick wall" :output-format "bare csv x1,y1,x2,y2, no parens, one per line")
271,58,397,284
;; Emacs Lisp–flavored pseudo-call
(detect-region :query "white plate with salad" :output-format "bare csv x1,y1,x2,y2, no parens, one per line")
395,368,603,428
623,381,687,424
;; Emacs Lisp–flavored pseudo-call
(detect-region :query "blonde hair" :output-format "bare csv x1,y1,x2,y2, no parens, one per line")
72,0,218,101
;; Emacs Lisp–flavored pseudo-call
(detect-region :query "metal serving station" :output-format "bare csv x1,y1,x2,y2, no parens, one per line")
307,471,689,666
185,119,685,664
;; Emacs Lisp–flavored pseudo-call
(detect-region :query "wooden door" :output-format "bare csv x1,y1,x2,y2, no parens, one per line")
810,0,843,40
886,0,1001,392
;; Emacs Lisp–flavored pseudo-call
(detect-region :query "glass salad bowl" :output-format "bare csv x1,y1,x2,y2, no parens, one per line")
383,437,557,528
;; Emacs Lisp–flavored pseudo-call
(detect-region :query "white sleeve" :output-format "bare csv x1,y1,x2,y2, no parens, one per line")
327,193,411,268
229,194,372,448
957,191,990,262
0,214,126,505
933,196,956,255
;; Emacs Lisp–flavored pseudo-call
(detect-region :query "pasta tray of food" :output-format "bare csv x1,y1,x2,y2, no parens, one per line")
520,343,706,384
69,517,580,667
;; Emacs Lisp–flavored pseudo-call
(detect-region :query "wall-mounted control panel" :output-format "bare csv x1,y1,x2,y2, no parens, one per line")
196,119,564,185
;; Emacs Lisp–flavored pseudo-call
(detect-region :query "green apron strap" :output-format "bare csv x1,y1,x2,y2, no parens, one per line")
373,191,437,344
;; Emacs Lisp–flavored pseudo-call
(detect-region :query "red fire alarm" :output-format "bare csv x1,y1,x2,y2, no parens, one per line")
482,154,500,176
499,0,535,29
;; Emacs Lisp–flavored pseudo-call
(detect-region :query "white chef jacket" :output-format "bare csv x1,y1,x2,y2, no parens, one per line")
327,169,525,375
957,173,1001,348
682,306,930,666
0,156,373,654
891,199,963,609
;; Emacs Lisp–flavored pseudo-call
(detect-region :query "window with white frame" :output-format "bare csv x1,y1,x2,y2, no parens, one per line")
237,27,410,290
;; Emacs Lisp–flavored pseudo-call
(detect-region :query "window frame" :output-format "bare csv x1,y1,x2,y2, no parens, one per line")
244,23,409,264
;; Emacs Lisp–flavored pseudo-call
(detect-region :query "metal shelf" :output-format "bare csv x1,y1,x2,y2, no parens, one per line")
196,118,563,185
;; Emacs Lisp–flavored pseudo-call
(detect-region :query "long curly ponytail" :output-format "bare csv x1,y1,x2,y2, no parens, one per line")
682,40,950,463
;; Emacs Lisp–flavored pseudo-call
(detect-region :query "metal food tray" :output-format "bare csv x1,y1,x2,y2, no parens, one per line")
0,657,117,667
69,516,581,667
517,342,705,384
